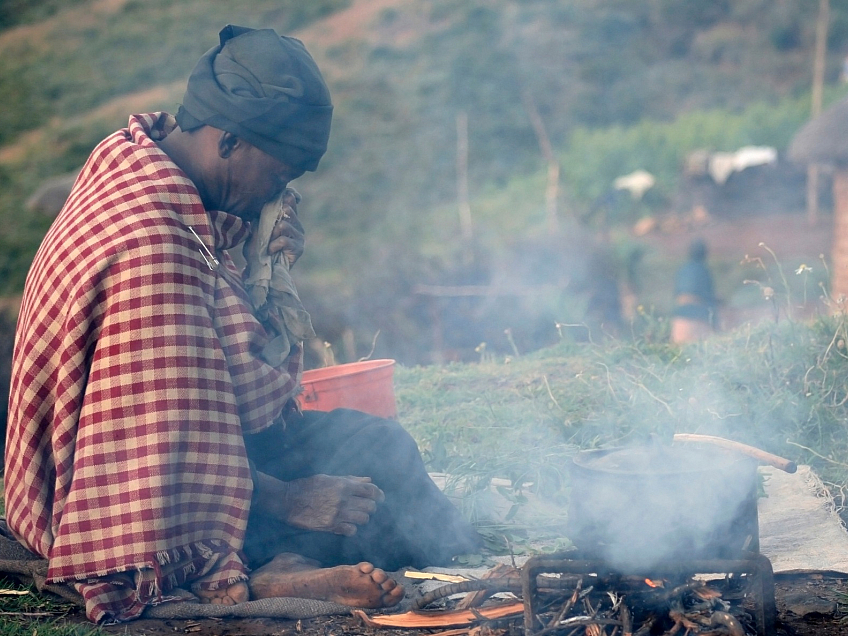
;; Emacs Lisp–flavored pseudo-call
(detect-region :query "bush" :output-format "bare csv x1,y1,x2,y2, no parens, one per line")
559,89,840,222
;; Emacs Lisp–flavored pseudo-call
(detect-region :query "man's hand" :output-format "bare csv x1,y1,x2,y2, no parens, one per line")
255,472,384,536
269,188,305,267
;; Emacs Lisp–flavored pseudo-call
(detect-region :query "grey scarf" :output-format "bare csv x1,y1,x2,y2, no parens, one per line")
243,190,315,367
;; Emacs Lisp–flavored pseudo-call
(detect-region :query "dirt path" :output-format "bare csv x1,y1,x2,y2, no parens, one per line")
639,211,832,263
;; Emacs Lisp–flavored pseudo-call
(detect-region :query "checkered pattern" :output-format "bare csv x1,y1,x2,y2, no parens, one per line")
5,113,302,622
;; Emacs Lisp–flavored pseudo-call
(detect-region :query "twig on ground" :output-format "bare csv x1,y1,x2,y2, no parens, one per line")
787,440,848,469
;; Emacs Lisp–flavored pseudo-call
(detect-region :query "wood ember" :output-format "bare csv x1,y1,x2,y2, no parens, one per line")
529,574,758,636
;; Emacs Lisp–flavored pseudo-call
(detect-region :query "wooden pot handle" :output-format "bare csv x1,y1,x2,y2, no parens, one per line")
673,433,797,473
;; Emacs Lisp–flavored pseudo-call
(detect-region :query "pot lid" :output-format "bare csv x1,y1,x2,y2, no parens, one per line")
573,445,749,475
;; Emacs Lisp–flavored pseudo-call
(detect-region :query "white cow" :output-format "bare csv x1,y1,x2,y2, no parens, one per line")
613,169,656,200
704,146,778,185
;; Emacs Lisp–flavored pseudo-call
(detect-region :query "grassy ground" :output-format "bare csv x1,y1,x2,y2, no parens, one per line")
394,306,848,546
0,578,95,635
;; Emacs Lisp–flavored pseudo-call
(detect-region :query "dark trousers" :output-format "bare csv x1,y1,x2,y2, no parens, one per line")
242,409,481,571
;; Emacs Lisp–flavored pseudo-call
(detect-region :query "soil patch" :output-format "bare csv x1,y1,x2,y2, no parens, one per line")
639,211,832,263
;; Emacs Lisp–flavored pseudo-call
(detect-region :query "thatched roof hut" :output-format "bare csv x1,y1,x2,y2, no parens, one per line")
790,98,848,165
789,97,848,306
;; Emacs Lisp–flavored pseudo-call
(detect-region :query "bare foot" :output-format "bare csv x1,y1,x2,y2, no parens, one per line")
195,581,250,605
249,553,404,609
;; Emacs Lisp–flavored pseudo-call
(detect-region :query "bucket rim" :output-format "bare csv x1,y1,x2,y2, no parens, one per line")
302,359,395,382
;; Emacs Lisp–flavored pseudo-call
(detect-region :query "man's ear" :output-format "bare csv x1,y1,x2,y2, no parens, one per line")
217,132,241,159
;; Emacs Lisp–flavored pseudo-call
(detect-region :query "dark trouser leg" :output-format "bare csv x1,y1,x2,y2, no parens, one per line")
243,409,481,570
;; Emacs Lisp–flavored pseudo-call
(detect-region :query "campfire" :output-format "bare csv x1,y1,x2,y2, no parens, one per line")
519,552,775,636
358,551,776,636
359,438,793,636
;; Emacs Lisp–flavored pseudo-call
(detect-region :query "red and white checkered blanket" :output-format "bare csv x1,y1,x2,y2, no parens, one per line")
5,113,301,622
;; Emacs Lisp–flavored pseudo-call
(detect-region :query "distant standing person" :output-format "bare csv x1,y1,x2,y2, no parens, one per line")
671,239,718,343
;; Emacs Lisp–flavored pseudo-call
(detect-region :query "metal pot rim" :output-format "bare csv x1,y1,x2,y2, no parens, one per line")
572,445,753,476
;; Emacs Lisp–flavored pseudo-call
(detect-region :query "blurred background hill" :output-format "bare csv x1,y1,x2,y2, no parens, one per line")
0,0,845,368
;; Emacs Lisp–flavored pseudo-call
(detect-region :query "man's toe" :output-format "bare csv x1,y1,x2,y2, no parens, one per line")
385,585,404,605
229,581,250,604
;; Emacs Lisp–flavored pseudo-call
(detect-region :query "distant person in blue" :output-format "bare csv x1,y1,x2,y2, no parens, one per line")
671,239,718,343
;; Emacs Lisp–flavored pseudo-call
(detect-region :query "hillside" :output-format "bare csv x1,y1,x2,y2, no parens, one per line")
0,0,846,364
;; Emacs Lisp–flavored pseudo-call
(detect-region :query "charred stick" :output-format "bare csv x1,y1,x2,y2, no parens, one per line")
546,577,583,629
558,617,622,628
664,622,682,636
668,610,700,631
709,611,746,636
662,579,716,602
456,562,519,610
620,603,632,636
632,617,658,636
535,612,619,636
584,595,599,617
413,576,582,609
412,578,519,609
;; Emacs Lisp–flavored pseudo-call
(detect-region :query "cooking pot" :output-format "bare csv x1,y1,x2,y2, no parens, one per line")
566,443,760,570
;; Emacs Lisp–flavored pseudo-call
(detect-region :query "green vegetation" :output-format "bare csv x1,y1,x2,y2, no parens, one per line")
0,0,350,145
1,0,845,360
0,578,94,635
560,89,844,214
0,0,88,29
396,311,848,550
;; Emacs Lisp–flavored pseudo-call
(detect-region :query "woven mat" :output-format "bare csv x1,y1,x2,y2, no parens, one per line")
757,465,848,574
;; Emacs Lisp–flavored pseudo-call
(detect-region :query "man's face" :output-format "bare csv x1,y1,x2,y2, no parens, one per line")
216,135,305,223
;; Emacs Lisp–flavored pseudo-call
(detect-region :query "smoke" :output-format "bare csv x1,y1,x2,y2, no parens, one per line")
557,315,813,570
567,445,758,571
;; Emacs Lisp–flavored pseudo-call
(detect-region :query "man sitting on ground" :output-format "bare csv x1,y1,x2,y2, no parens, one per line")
5,25,480,624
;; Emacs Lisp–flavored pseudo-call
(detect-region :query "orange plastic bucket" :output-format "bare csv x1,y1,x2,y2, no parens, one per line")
298,359,397,419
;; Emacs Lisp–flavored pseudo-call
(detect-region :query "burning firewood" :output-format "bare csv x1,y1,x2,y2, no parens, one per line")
368,555,763,635
413,576,582,610
528,574,757,636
